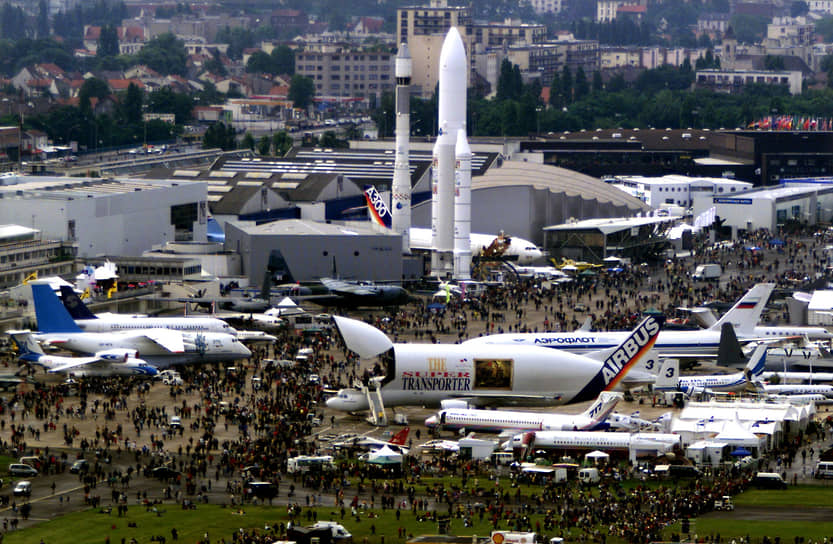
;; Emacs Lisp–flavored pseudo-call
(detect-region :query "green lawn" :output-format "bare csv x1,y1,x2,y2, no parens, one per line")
733,485,833,507
6,485,833,544
663,520,833,543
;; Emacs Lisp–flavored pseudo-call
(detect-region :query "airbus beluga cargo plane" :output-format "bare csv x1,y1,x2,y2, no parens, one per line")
326,315,662,411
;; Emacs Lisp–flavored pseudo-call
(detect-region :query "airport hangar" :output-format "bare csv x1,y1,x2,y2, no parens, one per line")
147,144,648,246
142,143,648,284
0,175,208,259
691,178,833,236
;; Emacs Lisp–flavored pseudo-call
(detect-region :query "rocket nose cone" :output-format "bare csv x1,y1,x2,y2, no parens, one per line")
397,42,411,60
440,27,466,72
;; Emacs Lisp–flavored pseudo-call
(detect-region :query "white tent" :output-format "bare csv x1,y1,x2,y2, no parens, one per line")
585,450,610,465
364,445,403,465
714,419,764,453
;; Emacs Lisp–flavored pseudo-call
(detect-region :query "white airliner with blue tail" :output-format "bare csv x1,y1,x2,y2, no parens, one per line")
424,391,622,433
653,344,768,396
463,283,778,361
8,330,158,377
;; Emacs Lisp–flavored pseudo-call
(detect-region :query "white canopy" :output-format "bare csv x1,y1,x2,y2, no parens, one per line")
365,445,403,464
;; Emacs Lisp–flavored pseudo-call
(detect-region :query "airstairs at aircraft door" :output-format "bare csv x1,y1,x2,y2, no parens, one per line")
363,380,388,426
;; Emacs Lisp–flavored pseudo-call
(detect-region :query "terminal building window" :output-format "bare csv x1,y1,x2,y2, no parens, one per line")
474,359,513,390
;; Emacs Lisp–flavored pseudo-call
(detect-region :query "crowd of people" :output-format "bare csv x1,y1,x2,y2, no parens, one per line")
0,227,830,543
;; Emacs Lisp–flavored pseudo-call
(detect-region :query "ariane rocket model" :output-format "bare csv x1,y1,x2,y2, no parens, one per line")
431,26,470,278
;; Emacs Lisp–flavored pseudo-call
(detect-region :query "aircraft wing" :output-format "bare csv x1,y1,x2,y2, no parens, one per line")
141,329,185,353
320,278,377,296
45,356,104,373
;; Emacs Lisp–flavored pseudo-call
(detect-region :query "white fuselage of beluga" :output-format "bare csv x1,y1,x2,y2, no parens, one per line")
463,283,779,358
328,344,607,411
326,315,661,412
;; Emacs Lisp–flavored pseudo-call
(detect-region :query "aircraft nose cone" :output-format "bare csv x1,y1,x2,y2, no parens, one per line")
424,415,438,427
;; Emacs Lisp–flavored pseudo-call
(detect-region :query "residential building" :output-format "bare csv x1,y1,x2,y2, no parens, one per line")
807,0,833,15
596,0,647,23
527,0,566,14
695,69,803,95
295,45,395,102
766,16,815,47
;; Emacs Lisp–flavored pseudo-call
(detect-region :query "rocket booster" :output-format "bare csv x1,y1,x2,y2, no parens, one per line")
453,128,472,279
431,26,467,277
392,43,412,254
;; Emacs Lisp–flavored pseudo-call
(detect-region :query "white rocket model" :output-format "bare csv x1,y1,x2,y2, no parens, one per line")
431,27,467,278
453,127,472,279
392,43,412,254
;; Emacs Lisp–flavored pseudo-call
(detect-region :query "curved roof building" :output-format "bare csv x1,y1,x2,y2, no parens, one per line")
413,160,650,246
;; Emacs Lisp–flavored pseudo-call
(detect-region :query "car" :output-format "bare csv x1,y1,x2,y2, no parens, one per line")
12,481,31,497
246,481,278,500
69,459,89,474
150,466,180,480
8,464,38,477
169,416,182,429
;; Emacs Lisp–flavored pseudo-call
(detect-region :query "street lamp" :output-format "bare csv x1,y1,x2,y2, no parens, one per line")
536,106,543,135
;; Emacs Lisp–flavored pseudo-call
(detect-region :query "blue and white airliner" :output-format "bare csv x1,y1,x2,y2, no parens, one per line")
463,283,792,361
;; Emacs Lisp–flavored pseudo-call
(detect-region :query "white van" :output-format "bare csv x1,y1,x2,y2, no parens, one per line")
312,521,352,541
578,467,600,484
491,452,514,465
815,461,833,479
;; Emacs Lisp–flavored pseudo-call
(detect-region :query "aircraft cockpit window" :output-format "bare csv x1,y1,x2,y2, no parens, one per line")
473,359,513,390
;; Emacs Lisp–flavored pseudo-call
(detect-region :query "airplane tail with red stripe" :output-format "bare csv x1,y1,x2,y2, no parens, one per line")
364,185,392,228
390,426,409,446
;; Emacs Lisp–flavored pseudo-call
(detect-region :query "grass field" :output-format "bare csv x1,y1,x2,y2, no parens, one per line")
5,485,833,544
664,519,833,543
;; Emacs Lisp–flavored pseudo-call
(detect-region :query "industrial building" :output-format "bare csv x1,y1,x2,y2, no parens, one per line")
543,215,677,262
693,179,833,235
224,219,403,285
0,225,76,289
0,175,208,258
607,174,753,210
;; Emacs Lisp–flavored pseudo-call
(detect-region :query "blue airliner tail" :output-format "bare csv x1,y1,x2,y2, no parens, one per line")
8,330,44,362
59,286,97,320
31,284,82,333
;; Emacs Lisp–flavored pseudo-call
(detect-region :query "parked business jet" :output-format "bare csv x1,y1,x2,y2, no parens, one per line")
463,283,776,360
326,315,661,411
31,285,251,368
424,391,622,433
8,330,157,377
364,186,543,264
653,344,767,396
